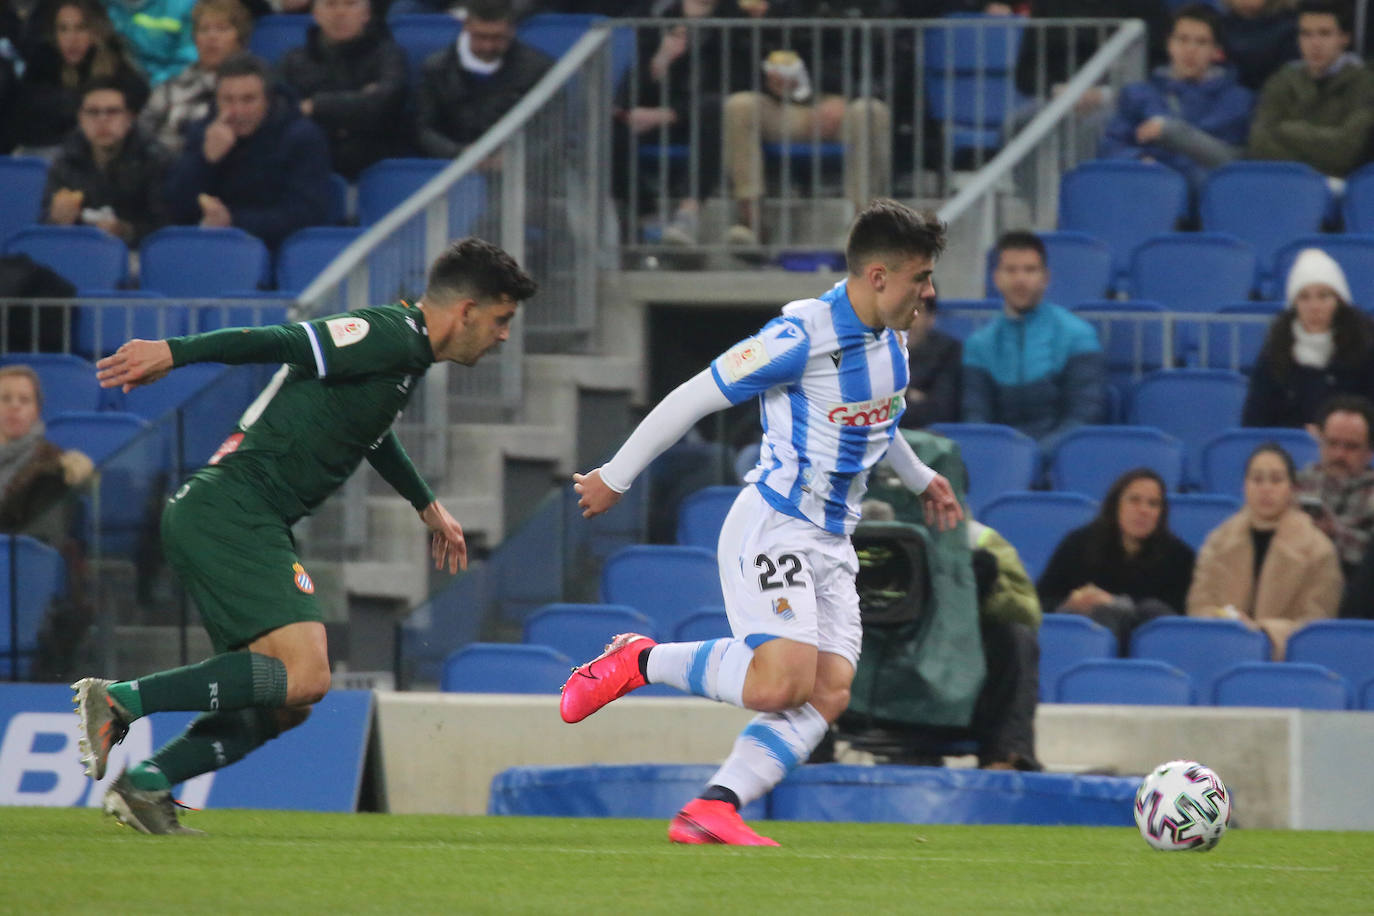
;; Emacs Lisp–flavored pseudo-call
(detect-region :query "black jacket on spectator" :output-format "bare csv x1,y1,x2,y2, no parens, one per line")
13,43,149,149
415,39,552,159
42,124,170,245
278,20,411,180
1220,7,1298,93
1036,523,1196,616
165,86,333,248
1242,358,1374,428
901,329,962,429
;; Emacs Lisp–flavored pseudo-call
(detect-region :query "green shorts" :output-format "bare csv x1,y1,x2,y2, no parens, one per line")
161,471,322,654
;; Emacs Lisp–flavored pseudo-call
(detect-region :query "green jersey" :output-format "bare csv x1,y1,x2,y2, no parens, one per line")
166,302,437,524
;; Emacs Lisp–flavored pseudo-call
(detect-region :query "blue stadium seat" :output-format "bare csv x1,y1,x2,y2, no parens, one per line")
928,422,1038,516
1200,161,1329,289
276,226,364,294
192,295,292,332
45,410,150,464
1194,301,1284,371
3,225,128,290
1055,658,1194,705
357,158,486,233
1200,427,1319,498
979,491,1098,582
0,155,47,246
247,13,310,63
122,363,229,422
325,172,349,225
1362,677,1374,711
0,535,66,679
1341,162,1374,233
518,12,604,58
1058,161,1188,285
985,231,1113,303
675,485,741,550
674,607,731,642
1128,617,1270,696
935,298,1001,342
0,353,101,415
601,545,722,636
1285,620,1374,690
923,15,1029,154
1128,370,1248,487
1128,232,1257,308
389,14,462,85
1167,492,1240,551
1211,661,1350,710
1273,235,1374,305
140,227,270,297
1037,613,1117,702
1073,300,1169,382
522,603,656,665
71,290,181,360
440,643,573,694
1049,425,1184,498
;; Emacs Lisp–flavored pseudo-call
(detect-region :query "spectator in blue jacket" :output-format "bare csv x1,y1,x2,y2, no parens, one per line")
962,231,1106,455
1099,3,1253,190
165,52,333,249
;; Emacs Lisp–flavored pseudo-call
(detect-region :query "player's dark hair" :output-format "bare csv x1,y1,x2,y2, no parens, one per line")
1171,2,1221,40
1316,394,1374,443
845,199,946,274
1246,442,1298,484
465,0,514,22
1297,0,1353,33
994,230,1047,267
216,50,272,84
1084,467,1173,568
425,237,537,305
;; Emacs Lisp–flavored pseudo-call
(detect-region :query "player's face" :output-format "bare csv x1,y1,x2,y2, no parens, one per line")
1167,18,1218,81
216,74,269,137
1244,451,1293,523
1298,13,1348,76
1117,476,1163,545
874,255,935,330
993,247,1048,314
1319,410,1373,477
315,0,370,45
1293,283,1340,333
452,297,517,365
0,375,40,443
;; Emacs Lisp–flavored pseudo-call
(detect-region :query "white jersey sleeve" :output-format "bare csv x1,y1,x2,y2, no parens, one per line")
709,316,811,403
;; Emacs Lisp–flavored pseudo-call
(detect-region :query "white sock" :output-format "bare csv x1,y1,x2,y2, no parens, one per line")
645,638,753,707
707,703,828,807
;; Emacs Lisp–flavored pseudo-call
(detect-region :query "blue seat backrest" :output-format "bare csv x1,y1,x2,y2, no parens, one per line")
1211,661,1350,710
276,226,364,293
522,603,656,664
1059,161,1188,283
1128,370,1248,487
675,485,742,550
1199,161,1329,287
1037,613,1117,702
1128,232,1257,309
248,14,311,63
1166,493,1240,551
0,353,101,415
3,225,129,291
0,535,67,678
390,14,463,85
601,545,722,636
980,491,1098,581
1128,617,1270,695
1055,658,1194,705
927,422,1039,516
0,156,48,246
440,643,573,694
1284,620,1374,690
139,227,270,297
1049,425,1184,498
1200,427,1319,498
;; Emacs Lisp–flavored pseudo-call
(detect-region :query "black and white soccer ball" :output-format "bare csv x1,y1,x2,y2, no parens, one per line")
1133,759,1232,851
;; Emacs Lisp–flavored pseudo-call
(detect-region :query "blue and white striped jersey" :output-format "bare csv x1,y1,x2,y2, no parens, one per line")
709,280,910,535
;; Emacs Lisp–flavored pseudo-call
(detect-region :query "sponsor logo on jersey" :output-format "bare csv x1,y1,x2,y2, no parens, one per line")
293,562,315,594
772,597,795,621
325,316,370,348
207,432,244,466
721,337,772,382
825,394,904,426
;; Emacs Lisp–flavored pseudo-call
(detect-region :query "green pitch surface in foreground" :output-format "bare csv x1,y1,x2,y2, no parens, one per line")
3,808,1371,915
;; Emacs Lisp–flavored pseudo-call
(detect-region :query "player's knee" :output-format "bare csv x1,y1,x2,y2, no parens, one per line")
809,683,850,723
744,672,815,712
289,665,331,706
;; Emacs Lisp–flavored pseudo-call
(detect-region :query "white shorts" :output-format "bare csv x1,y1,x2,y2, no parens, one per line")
716,485,862,668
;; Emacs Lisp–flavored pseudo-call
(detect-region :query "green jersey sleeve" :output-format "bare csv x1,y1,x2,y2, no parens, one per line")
167,324,314,368
367,429,435,511
297,305,434,379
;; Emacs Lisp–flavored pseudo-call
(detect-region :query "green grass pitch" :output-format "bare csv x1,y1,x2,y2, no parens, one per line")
2,808,1371,914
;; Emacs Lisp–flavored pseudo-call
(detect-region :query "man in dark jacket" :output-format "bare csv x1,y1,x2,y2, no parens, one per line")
278,0,410,180
901,289,962,429
415,0,552,160
42,78,170,246
165,52,333,248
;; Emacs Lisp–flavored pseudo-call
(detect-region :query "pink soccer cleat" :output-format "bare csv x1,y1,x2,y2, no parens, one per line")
667,798,780,846
559,633,657,723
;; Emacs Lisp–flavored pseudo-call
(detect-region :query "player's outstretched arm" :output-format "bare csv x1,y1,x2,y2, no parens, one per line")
420,500,467,573
95,339,174,393
573,468,621,518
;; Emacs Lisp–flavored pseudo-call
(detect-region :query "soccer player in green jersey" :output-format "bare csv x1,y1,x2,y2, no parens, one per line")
71,237,537,834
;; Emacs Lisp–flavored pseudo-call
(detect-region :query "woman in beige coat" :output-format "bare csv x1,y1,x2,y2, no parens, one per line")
1187,443,1342,659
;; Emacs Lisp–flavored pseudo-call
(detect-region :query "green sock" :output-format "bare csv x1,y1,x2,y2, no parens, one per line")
110,652,288,719
128,708,282,791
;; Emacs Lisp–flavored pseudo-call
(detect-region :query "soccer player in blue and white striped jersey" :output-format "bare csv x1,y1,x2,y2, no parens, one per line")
560,199,962,846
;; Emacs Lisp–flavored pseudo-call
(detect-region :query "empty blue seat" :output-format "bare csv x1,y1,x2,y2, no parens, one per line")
985,231,1113,303
518,12,604,58
674,607,731,642
980,491,1098,582
1129,370,1248,487
1058,161,1188,285
440,643,573,694
45,410,150,464
1128,232,1257,308
0,353,101,415
247,13,310,63
934,298,1001,342
3,225,128,290
1211,661,1350,710
1200,161,1329,288
1274,235,1374,305
1285,620,1374,690
1195,301,1284,371
0,155,47,246
140,227,270,297
522,603,656,664
923,15,1029,154
1129,617,1270,695
1167,493,1240,551
192,296,291,332
1072,300,1169,381
601,545,722,636
1200,427,1319,498
675,485,741,550
276,226,364,294
389,14,462,84
928,422,1038,515
1055,658,1194,705
1362,677,1374,711
122,363,228,422
1341,162,1374,233
1049,425,1184,498
72,291,182,360
0,535,67,679
1037,613,1117,702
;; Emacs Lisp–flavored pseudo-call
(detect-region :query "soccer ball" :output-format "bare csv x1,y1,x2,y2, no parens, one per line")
1133,760,1232,851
